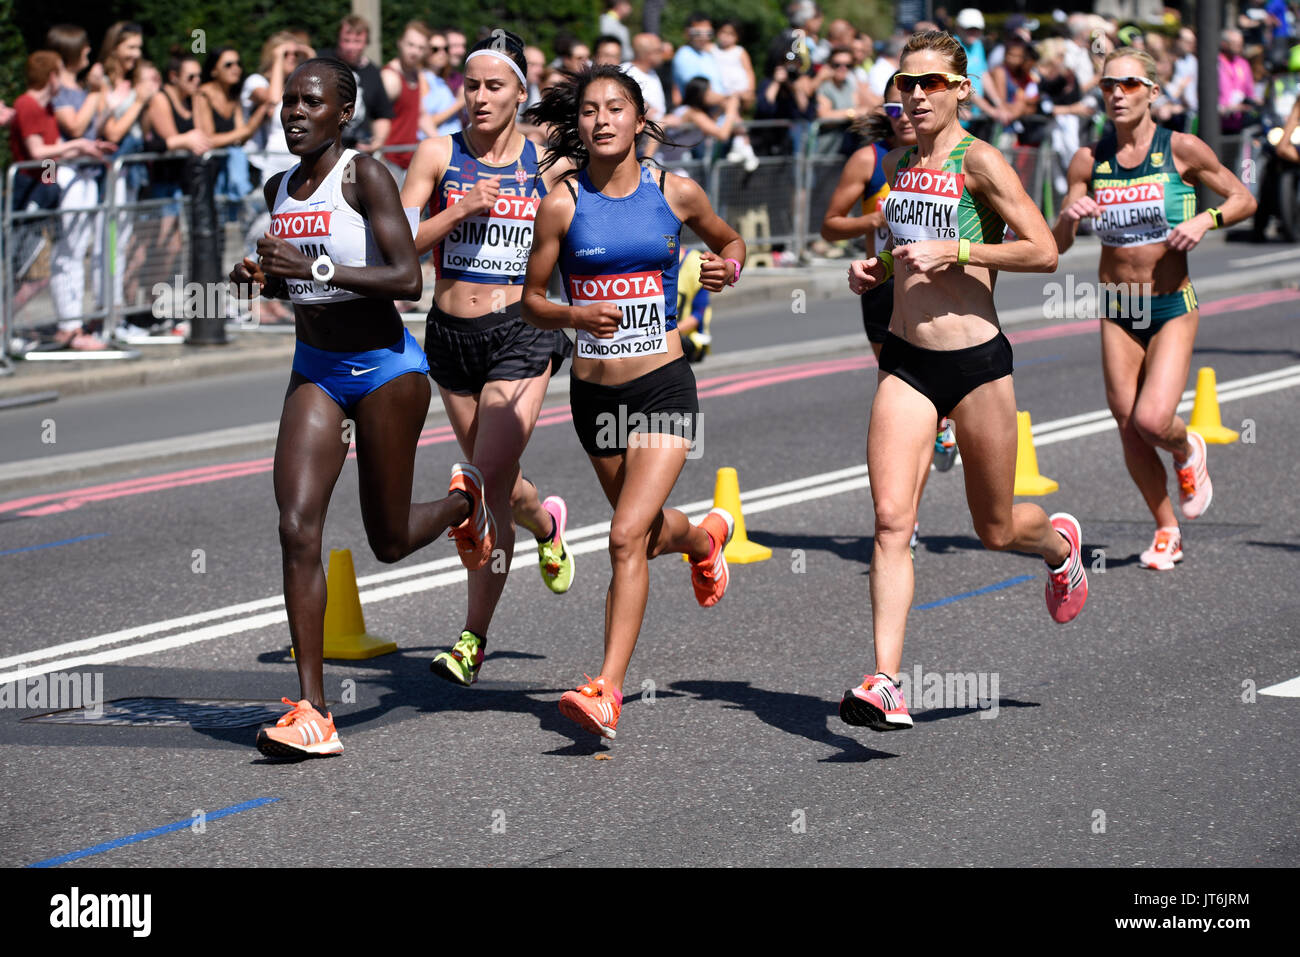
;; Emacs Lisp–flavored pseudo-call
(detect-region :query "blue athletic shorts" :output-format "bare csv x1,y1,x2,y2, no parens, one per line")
291,328,430,413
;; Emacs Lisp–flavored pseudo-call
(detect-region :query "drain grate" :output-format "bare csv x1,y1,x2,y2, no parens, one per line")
23,697,285,729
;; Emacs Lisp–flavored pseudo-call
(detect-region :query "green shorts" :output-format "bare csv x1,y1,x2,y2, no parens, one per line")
1103,284,1198,346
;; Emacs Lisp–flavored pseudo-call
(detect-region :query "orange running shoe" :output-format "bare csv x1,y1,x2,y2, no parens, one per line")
256,697,343,758
690,507,734,608
558,676,622,739
448,462,496,570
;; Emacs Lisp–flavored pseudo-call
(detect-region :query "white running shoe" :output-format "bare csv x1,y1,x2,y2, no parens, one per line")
1139,526,1183,571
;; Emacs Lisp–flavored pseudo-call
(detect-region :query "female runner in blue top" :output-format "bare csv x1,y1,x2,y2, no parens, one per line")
522,64,746,740
401,30,578,688
229,58,474,758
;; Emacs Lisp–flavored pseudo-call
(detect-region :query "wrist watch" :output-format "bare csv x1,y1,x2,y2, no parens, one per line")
311,254,335,283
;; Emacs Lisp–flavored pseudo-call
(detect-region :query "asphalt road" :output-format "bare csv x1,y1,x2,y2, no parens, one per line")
0,248,1297,868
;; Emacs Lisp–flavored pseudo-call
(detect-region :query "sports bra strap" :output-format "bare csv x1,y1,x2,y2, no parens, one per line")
564,177,577,202
658,168,666,192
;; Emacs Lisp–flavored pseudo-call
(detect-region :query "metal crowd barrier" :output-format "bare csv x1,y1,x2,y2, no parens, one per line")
7,122,1237,365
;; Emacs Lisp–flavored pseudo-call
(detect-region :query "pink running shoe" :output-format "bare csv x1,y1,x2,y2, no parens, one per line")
558,676,622,739
1176,430,1213,520
1139,526,1183,571
1045,512,1088,623
839,673,913,731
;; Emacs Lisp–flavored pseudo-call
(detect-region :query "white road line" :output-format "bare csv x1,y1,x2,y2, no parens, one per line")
1259,675,1300,697
1229,248,1300,267
4,365,1299,684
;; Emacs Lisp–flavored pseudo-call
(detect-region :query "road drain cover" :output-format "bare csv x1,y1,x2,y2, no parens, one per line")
24,697,284,729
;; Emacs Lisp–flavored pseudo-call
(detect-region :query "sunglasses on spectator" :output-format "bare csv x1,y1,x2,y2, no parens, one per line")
182,72,200,81
1099,75,1154,93
893,71,965,94
884,102,905,118
430,45,447,53
831,60,853,68
220,60,239,69
689,29,713,38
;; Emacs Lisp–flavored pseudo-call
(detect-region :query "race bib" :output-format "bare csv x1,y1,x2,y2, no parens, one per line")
569,271,668,359
442,190,538,278
272,210,351,302
1093,181,1169,247
884,167,962,245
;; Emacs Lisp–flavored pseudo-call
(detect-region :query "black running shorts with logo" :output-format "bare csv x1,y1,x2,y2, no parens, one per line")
878,331,1014,419
424,300,573,395
570,355,700,458
859,277,895,344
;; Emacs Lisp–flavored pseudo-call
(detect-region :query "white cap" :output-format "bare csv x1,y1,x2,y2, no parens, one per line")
955,9,985,31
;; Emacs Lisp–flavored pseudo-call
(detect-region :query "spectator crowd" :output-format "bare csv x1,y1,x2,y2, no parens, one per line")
6,1,1300,349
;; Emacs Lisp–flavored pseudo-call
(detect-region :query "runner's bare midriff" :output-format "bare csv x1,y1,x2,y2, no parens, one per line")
890,264,1001,348
1098,244,1191,295
433,277,524,316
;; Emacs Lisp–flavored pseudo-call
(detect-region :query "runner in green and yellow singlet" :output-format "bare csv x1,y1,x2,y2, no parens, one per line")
1053,47,1256,571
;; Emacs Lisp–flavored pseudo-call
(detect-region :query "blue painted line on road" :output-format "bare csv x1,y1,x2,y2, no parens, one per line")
916,574,1036,610
28,796,280,868
0,533,107,558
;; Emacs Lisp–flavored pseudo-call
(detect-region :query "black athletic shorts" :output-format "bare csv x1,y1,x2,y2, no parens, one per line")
860,277,895,344
878,331,1014,419
570,355,700,457
424,300,572,395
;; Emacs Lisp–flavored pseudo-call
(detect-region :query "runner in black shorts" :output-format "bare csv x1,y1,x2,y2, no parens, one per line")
821,78,952,553
400,30,577,686
523,64,746,739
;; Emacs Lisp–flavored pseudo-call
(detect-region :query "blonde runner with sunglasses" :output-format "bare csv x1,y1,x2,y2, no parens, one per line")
1052,48,1256,572
838,32,1090,734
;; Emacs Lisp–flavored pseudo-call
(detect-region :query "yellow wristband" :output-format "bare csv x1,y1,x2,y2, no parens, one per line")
1205,207,1224,229
877,250,894,279
957,238,971,264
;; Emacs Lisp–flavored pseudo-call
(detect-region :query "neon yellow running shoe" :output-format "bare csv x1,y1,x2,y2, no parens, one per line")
431,630,485,686
538,495,574,594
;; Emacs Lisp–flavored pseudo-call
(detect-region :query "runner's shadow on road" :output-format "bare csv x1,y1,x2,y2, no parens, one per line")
917,534,991,556
744,531,872,567
911,698,1040,723
1244,540,1300,553
1192,346,1300,359
671,680,895,763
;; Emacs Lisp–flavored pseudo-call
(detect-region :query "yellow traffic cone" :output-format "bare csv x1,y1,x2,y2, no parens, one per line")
685,467,772,564
1013,411,1059,495
1188,367,1239,444
291,549,396,660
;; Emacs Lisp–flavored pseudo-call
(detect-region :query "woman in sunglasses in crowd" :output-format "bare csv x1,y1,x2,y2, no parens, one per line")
1052,48,1255,572
821,77,957,559
841,31,1089,734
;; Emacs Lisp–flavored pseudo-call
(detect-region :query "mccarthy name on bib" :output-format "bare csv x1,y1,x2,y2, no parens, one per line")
570,271,667,359
885,168,963,244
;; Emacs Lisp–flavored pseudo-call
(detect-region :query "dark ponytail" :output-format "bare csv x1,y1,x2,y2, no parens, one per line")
524,64,674,172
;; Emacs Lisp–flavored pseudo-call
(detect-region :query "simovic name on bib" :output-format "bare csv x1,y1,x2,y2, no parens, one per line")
273,211,332,238
446,219,534,249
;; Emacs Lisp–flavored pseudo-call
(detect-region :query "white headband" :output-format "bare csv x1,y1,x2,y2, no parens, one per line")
465,49,527,87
